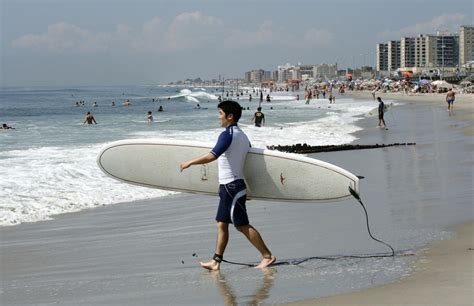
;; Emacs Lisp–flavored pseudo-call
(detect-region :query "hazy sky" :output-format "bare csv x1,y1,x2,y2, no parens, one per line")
1,0,472,86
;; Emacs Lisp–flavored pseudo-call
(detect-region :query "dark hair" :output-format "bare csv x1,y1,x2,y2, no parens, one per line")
377,97,382,101
218,100,242,122
257,107,262,111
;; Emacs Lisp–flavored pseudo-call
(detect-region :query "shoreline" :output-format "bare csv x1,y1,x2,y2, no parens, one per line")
287,221,473,306
286,92,474,305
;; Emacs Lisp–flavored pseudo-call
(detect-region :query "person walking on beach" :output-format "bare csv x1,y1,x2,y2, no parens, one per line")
180,100,276,271
251,107,265,127
377,97,386,128
83,112,97,124
446,88,455,115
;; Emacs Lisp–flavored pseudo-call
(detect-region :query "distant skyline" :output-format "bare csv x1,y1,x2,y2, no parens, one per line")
1,0,472,86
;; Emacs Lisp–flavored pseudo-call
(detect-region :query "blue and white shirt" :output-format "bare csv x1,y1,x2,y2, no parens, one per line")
211,124,250,184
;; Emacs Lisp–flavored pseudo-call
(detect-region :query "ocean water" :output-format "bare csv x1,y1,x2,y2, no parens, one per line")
0,85,377,226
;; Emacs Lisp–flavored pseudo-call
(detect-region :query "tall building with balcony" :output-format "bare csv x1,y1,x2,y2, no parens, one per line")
460,25,474,65
414,35,428,67
418,33,458,68
387,40,401,71
376,43,388,72
401,37,416,68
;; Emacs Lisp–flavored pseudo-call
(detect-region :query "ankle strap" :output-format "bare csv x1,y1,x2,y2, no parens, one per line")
213,253,223,263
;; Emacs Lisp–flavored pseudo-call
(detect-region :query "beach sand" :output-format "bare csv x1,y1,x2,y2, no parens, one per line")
1,92,472,305
288,221,473,306
287,91,474,305
348,91,474,135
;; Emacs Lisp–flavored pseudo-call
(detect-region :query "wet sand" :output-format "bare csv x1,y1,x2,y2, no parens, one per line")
287,92,474,305
289,221,473,305
1,92,473,305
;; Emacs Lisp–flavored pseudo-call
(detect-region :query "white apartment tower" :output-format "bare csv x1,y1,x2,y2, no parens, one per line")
401,37,416,68
460,25,474,65
414,35,428,67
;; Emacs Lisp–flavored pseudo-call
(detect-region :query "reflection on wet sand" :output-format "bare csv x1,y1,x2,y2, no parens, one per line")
208,268,276,305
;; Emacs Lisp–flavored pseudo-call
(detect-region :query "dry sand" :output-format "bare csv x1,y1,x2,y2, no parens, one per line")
287,92,474,306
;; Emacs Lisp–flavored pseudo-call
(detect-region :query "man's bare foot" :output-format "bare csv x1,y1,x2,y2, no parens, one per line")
200,259,220,271
255,255,276,269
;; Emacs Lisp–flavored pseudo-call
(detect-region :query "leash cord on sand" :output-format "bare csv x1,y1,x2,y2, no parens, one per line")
221,187,396,267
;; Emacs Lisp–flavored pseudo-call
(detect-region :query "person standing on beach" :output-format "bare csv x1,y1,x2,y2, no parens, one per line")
180,100,275,271
446,88,455,115
371,88,378,100
377,97,386,128
83,112,97,124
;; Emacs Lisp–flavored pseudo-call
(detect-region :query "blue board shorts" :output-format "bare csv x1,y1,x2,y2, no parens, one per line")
216,179,249,226
447,98,455,105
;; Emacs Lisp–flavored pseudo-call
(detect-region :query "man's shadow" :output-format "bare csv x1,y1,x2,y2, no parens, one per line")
207,268,276,306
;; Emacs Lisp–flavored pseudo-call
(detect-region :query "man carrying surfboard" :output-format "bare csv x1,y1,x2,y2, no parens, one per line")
180,100,276,271
377,97,387,128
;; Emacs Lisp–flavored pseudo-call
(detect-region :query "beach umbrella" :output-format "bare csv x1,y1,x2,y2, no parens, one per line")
431,80,452,88
459,80,471,85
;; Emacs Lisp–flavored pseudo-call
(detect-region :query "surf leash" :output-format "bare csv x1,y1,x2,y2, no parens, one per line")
348,186,395,257
218,186,397,268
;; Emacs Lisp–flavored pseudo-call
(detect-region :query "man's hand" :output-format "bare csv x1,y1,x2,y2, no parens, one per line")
180,153,216,172
180,161,191,172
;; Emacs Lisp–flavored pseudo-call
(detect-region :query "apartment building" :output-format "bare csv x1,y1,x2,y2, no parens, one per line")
401,37,416,68
387,40,401,71
314,63,337,79
460,25,474,65
376,43,388,72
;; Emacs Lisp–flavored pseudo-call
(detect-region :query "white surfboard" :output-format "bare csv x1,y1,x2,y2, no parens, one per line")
97,139,359,202
133,119,171,123
367,102,393,117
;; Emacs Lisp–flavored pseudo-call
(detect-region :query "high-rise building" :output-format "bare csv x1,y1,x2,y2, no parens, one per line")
376,43,388,72
377,29,466,73
460,25,474,65
277,63,295,82
401,37,416,68
387,40,401,71
419,33,458,69
314,64,337,79
244,72,251,83
414,35,428,67
271,70,279,82
245,69,271,83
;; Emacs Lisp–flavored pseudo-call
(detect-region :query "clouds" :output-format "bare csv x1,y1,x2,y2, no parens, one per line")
11,11,334,54
11,22,136,53
378,13,467,39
